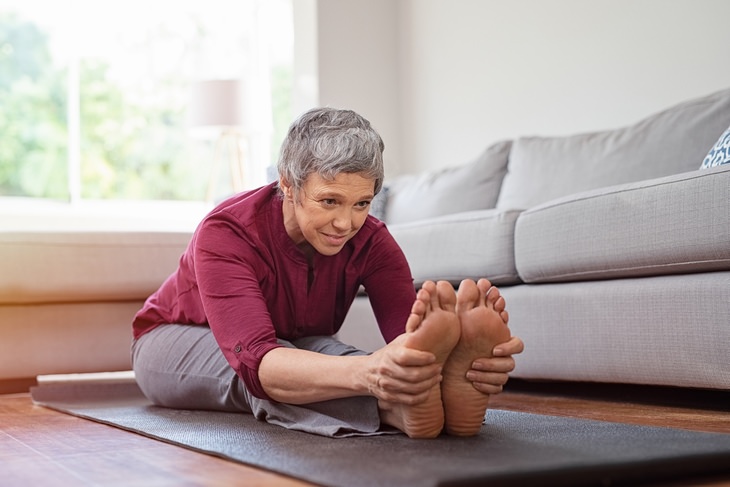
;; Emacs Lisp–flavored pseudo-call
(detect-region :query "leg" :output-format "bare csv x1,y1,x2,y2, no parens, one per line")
442,279,511,436
133,326,389,437
378,281,461,438
132,324,252,412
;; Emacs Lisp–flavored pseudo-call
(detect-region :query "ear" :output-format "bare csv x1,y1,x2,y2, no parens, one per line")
279,177,293,199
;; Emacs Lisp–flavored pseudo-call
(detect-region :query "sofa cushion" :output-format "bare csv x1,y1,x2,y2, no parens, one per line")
0,231,191,304
700,125,730,169
503,271,730,390
514,165,730,283
388,208,523,286
497,88,730,210
383,140,511,225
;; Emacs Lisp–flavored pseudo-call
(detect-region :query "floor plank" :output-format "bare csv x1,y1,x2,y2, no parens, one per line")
1,381,729,486
489,380,730,434
0,393,310,487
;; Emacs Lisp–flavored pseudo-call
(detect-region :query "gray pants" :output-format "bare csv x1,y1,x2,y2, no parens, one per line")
132,324,392,437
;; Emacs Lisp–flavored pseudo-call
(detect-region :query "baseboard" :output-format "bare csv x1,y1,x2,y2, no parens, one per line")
505,378,730,411
0,377,37,394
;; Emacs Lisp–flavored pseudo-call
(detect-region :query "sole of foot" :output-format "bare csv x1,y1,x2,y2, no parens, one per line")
382,281,461,439
442,278,511,436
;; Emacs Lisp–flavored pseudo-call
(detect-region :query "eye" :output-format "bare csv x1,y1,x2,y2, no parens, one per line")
321,198,337,206
355,200,371,209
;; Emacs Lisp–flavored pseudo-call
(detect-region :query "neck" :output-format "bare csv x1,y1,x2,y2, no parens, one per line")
281,195,302,244
281,195,315,262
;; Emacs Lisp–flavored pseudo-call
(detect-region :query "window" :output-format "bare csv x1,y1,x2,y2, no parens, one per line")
0,0,293,206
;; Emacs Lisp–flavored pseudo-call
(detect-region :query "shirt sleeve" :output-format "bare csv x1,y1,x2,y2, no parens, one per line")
360,225,417,343
193,212,282,400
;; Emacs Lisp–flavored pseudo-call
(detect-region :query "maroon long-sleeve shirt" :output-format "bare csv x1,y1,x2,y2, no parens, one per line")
132,182,416,399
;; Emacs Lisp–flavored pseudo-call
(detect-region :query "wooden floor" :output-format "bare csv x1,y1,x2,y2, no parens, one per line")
1,380,729,487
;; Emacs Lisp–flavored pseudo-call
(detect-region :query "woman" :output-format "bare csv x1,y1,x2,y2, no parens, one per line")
132,107,524,438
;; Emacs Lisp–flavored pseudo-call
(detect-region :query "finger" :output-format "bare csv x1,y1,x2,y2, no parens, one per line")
466,370,510,386
492,336,524,356
379,363,442,389
374,374,442,403
385,387,434,406
471,381,505,395
392,347,438,367
470,357,516,374
390,374,442,396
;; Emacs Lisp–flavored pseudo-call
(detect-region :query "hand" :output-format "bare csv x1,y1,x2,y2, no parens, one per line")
364,334,443,405
465,336,524,395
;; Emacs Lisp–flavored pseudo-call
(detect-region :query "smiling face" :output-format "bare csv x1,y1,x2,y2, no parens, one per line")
281,171,375,257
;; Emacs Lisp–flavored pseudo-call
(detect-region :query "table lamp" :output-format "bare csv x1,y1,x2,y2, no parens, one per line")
189,79,252,201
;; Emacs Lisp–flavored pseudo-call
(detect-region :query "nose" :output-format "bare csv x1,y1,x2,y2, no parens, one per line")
332,208,352,231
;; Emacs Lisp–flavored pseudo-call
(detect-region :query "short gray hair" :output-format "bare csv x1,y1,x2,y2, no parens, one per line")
277,107,385,196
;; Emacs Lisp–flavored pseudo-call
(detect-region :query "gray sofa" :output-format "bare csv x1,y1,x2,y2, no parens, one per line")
339,88,730,391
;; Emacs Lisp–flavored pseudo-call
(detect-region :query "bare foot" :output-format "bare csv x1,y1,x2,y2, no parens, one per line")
442,279,511,436
379,281,460,438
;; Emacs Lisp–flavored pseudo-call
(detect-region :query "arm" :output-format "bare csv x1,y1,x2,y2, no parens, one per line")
258,333,442,405
194,215,284,400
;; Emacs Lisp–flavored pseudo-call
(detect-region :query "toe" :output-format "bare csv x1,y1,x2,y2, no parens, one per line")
456,279,479,311
436,281,457,311
477,278,492,289
485,285,501,308
412,289,429,315
420,281,438,311
493,295,506,313
500,310,509,324
406,288,430,333
476,279,493,301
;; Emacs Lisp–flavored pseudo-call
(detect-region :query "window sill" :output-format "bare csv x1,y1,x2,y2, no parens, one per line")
0,197,213,233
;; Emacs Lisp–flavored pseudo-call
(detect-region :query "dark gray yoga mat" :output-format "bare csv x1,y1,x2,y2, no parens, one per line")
31,380,730,487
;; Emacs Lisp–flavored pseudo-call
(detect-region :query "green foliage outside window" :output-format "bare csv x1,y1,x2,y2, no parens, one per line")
0,13,67,198
0,10,293,202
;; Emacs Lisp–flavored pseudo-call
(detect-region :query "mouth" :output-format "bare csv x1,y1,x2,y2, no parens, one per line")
322,232,350,246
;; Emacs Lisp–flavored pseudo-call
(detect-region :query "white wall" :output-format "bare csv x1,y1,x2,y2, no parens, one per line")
291,0,319,116
316,0,402,170
315,0,730,177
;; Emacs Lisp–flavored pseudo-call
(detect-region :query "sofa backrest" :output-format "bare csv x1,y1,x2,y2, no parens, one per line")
496,88,730,210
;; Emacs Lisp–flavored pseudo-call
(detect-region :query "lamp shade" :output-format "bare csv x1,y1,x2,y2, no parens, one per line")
188,79,251,132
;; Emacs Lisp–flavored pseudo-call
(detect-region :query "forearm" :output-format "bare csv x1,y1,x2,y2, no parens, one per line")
258,347,371,404
258,336,442,406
